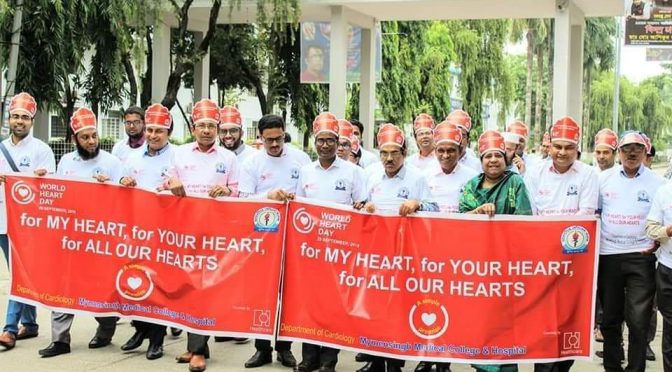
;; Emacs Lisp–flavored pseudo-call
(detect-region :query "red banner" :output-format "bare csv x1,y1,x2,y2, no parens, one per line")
279,200,599,363
5,175,285,339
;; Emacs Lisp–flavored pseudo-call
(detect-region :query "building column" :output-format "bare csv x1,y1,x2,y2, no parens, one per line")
32,109,49,141
193,31,211,101
151,21,171,103
359,26,376,150
328,5,348,118
552,1,585,125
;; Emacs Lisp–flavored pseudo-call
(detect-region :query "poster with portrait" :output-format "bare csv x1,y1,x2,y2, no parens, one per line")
625,0,672,45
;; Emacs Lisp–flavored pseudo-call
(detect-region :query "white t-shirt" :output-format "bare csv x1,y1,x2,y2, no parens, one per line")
647,182,672,269
459,151,482,172
425,163,479,213
0,135,56,233
122,144,173,191
297,157,368,205
112,139,145,164
57,150,123,184
167,142,239,197
408,151,439,171
238,144,310,199
367,165,432,213
359,147,378,168
599,165,664,255
524,160,599,216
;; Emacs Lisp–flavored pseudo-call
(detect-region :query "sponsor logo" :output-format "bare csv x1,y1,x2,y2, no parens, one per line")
254,207,281,232
397,187,410,199
18,156,30,167
334,179,347,191
253,309,271,327
563,332,581,350
566,184,578,196
215,162,227,174
290,168,300,179
115,264,154,301
637,190,650,203
561,226,589,254
408,298,449,340
292,208,315,234
11,181,35,204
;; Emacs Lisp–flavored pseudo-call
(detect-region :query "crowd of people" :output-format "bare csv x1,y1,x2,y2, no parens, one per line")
0,92,670,372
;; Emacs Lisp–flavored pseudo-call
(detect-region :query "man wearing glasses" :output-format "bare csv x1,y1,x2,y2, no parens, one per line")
112,106,146,164
218,106,257,164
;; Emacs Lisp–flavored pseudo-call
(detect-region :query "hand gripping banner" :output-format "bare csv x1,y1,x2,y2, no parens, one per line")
5,175,285,339
279,199,599,364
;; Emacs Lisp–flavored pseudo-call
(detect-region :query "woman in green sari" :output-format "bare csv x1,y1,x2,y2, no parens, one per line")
459,130,532,372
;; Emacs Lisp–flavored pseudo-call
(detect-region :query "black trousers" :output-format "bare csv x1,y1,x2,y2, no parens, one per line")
656,264,672,372
255,338,292,352
132,320,166,346
187,333,210,356
598,253,656,372
367,355,405,368
533,361,574,372
302,343,339,368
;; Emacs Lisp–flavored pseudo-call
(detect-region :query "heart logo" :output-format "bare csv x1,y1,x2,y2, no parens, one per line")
421,312,436,326
127,277,142,290
18,188,29,198
299,215,309,226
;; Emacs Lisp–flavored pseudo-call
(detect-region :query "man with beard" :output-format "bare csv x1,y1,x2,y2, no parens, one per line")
502,132,523,175
408,114,439,171
0,93,55,351
239,113,307,369
539,132,551,160
337,119,355,161
350,119,378,168
38,107,122,358
218,105,257,164
112,106,146,164
293,112,367,372
506,121,540,173
169,99,239,372
445,110,481,172
118,103,175,360
524,117,599,372
598,131,663,372
593,129,618,172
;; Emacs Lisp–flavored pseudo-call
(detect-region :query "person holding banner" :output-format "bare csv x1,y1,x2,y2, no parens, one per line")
408,114,438,171
112,106,146,164
524,116,599,372
218,105,257,164
597,130,662,372
292,112,367,372
239,113,308,369
38,107,122,358
168,98,239,372
118,103,176,360
459,131,531,371
0,92,55,351
445,110,481,172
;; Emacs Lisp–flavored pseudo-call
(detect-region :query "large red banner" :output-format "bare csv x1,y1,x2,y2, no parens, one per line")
279,200,599,363
5,175,285,339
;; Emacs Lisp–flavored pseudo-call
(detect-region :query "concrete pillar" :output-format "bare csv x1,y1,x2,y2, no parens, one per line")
32,109,50,141
151,22,171,103
359,26,376,150
552,1,585,124
328,6,348,118
193,31,211,101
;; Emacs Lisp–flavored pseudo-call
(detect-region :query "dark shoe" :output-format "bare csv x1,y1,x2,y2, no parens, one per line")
0,331,16,349
88,336,112,349
595,349,625,362
177,350,211,363
214,336,233,342
146,343,164,360
170,327,182,337
16,326,38,340
189,354,207,372
355,353,372,362
245,351,272,368
235,338,250,344
39,342,70,358
436,362,452,372
386,365,402,372
357,361,385,372
414,361,433,372
294,361,320,372
318,367,336,372
120,331,145,351
277,349,297,367
647,344,656,361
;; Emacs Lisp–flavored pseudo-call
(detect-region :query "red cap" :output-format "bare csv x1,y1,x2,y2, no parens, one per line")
192,99,220,125
413,114,435,133
551,117,581,144
338,119,355,143
433,123,462,146
618,131,648,149
219,106,242,128
542,132,551,145
506,121,529,139
446,110,472,132
70,107,97,134
377,124,405,148
313,112,339,137
9,92,37,118
145,104,172,129
478,130,506,156
594,129,617,150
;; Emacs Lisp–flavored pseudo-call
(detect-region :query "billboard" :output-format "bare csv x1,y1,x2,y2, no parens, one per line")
625,0,672,45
